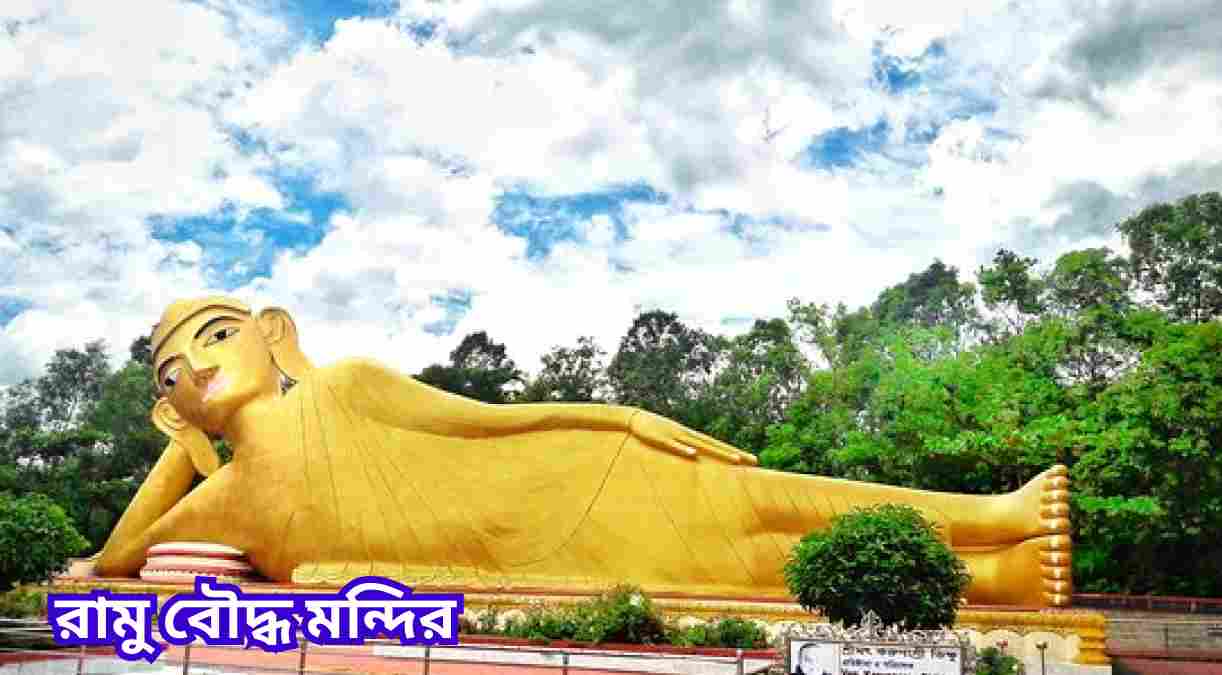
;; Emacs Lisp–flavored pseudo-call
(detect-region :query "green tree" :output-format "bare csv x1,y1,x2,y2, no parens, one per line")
787,299,878,369
700,319,807,453
1043,248,1138,392
89,362,160,480
1044,248,1131,317
0,352,165,549
0,493,89,590
35,340,112,431
841,326,1070,493
784,504,970,629
977,248,1045,338
1118,191,1222,323
759,346,880,476
1070,317,1222,595
0,381,40,445
871,260,980,344
416,331,523,403
68,361,165,546
520,336,607,402
128,334,153,367
606,310,722,424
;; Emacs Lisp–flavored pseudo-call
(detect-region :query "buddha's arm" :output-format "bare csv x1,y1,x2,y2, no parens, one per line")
330,357,635,437
329,358,757,464
93,439,195,571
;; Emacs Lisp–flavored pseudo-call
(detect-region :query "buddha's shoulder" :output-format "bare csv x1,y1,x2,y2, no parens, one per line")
299,357,420,392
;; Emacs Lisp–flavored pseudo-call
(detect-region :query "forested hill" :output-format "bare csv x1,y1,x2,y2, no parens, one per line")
3,191,1220,597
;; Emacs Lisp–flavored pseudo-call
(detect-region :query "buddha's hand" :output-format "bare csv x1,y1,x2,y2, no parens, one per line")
628,410,759,466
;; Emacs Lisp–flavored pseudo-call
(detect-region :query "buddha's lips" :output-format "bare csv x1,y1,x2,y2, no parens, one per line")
202,374,229,402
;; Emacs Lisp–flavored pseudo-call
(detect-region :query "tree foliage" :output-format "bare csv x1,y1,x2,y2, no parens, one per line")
871,260,980,341
784,504,970,629
416,331,523,404
1118,191,1222,323
606,310,721,425
978,248,1045,337
520,336,608,402
129,334,153,367
0,493,89,591
35,340,112,431
698,319,807,453
1070,317,1222,595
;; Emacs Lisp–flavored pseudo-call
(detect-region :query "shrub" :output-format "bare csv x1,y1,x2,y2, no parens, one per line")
502,604,583,641
670,617,769,649
0,586,56,649
0,586,48,618
574,585,668,645
784,504,970,629
976,645,1024,674
0,493,89,591
459,587,767,649
487,585,668,645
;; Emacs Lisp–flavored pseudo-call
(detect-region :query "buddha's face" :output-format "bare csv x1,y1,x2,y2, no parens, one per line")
153,307,280,435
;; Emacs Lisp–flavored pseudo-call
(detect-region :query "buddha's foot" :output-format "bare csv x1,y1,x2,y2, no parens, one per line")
963,534,1072,607
1015,464,1071,540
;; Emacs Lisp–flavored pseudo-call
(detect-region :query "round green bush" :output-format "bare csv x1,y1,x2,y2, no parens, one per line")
783,504,970,629
0,493,89,592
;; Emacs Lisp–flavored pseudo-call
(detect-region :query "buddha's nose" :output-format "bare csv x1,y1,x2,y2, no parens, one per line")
192,366,219,390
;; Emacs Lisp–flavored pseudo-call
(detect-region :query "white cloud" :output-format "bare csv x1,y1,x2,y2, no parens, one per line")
2,0,1221,388
0,0,295,378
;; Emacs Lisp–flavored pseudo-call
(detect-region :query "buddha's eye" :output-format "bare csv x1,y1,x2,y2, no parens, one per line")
162,368,180,390
204,326,240,346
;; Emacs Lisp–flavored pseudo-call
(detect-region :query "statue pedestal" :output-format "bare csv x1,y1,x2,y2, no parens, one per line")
137,542,255,584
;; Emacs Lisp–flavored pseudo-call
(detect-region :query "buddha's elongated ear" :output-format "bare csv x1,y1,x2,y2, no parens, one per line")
257,307,314,380
152,398,220,477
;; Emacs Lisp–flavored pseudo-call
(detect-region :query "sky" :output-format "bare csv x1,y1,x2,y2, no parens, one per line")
2,0,1221,384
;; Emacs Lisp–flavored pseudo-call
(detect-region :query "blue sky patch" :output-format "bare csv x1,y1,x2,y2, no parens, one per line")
149,173,346,288
805,119,890,170
872,39,946,94
862,37,1005,161
720,212,829,239
900,94,1001,149
263,0,399,43
0,296,31,327
422,289,473,337
873,50,921,94
222,125,272,158
493,184,667,259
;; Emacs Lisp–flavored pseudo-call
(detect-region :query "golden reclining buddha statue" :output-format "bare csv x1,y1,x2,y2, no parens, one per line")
93,297,1073,607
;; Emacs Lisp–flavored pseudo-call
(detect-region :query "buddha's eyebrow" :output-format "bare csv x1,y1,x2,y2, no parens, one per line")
193,315,239,340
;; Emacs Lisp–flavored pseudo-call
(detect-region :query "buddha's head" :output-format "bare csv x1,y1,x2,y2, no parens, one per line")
149,297,313,467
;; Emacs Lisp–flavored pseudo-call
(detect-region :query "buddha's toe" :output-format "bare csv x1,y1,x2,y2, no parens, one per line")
1038,534,1073,607
1041,516,1071,535
1031,466,1072,536
1040,502,1069,519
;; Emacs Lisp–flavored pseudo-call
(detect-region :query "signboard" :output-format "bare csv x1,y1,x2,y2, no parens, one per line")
786,639,963,675
46,576,464,663
782,611,971,675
